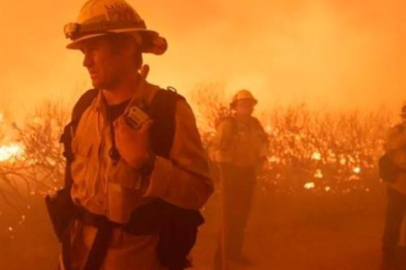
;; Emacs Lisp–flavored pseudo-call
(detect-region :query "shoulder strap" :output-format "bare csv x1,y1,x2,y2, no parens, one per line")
71,89,99,130
218,116,238,138
60,89,99,187
227,116,238,126
60,89,99,148
149,88,185,158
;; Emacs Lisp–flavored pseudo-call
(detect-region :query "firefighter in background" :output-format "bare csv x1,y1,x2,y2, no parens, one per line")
210,90,268,268
381,104,406,270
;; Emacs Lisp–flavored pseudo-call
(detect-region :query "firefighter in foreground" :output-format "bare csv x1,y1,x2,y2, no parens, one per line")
380,104,406,270
209,90,268,268
49,0,213,269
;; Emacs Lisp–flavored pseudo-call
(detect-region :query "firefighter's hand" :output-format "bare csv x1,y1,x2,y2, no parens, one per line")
114,116,154,169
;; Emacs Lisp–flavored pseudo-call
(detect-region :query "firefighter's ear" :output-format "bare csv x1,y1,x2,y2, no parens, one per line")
139,64,150,79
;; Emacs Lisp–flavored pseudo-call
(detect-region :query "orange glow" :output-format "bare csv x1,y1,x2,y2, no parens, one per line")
0,0,405,119
353,167,361,174
304,182,315,189
0,143,24,162
311,152,322,161
314,169,323,179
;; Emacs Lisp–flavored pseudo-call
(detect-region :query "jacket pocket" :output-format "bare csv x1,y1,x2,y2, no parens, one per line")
107,159,143,190
70,139,93,185
106,161,146,223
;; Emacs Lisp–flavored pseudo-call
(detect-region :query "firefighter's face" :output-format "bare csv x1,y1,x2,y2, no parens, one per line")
235,99,256,116
79,36,138,90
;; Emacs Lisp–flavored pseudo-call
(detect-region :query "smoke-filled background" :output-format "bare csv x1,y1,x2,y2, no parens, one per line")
1,1,406,270
1,0,405,119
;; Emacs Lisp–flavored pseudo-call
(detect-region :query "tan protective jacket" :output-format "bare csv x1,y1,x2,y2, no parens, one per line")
210,116,268,167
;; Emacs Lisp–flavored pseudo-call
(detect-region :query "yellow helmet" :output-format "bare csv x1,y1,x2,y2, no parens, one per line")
230,89,258,107
64,0,167,55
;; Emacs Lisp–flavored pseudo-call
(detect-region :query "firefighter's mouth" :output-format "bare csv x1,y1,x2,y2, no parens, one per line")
89,71,98,78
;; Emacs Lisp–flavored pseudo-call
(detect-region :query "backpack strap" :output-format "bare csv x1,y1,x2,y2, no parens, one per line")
133,88,204,269
60,89,99,187
71,89,100,131
149,88,185,158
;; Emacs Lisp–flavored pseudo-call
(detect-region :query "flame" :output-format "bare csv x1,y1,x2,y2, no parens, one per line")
314,169,323,179
304,182,315,189
268,156,281,164
311,152,322,161
265,125,272,133
0,143,24,162
353,167,361,174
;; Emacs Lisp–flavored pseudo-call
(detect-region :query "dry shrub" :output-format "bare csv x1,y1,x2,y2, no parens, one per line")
0,100,69,232
192,85,395,195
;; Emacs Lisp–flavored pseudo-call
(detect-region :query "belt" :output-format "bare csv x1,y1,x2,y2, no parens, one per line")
71,201,198,270
77,208,162,270
78,209,115,270
79,209,121,228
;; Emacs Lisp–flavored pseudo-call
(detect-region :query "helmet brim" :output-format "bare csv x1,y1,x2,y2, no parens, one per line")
66,28,167,55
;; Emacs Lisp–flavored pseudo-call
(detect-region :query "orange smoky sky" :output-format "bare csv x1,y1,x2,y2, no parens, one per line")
0,0,405,120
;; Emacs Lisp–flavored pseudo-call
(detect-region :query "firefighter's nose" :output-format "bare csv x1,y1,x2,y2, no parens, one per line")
82,53,93,68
